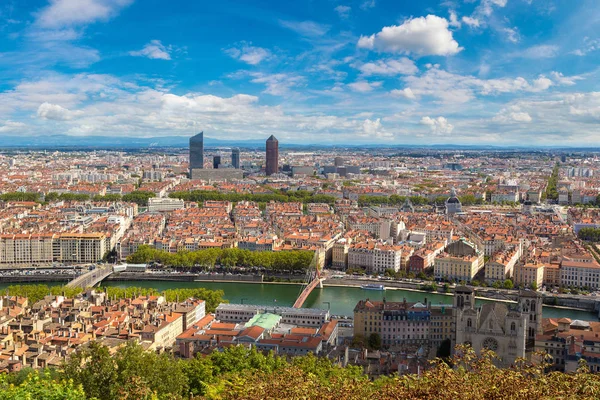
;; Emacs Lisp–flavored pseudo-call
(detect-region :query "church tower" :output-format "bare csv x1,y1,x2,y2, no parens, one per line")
518,290,543,344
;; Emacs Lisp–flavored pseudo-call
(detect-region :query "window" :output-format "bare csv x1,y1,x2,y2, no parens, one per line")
467,318,472,328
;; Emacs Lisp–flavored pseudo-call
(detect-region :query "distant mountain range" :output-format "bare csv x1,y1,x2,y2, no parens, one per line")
0,134,596,151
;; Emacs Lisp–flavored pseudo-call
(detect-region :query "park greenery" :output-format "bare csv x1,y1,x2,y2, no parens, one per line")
126,245,314,271
544,163,560,201
3,284,226,313
357,193,484,208
578,227,600,242
2,343,600,399
169,189,337,205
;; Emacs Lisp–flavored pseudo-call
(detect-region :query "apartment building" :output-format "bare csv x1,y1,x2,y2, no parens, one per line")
484,247,520,283
347,242,402,274
0,234,55,267
147,197,185,212
354,299,431,346
514,263,544,289
560,255,600,290
434,240,484,282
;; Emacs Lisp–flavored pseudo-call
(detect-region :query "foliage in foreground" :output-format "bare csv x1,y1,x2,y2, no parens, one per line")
2,343,600,400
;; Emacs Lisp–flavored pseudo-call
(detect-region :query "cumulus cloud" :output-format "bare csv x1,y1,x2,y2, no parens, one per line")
493,106,533,123
400,66,577,104
129,40,172,60
224,43,272,65
37,102,83,120
348,80,383,92
334,5,351,18
356,58,418,76
35,0,133,28
357,15,462,56
420,116,454,134
531,76,553,92
390,88,416,100
0,121,27,133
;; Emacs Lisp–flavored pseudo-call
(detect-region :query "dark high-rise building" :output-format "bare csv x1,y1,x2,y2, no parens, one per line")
213,155,221,169
265,135,279,176
189,132,204,173
231,148,240,169
334,157,345,167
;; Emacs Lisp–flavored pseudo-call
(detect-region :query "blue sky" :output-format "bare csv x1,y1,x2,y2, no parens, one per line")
0,0,599,145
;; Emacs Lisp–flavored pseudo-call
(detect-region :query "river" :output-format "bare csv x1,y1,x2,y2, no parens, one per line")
1,279,596,320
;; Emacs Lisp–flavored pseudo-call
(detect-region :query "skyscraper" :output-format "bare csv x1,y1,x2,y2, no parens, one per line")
231,148,240,169
265,135,279,176
334,157,345,167
189,132,204,172
213,155,221,169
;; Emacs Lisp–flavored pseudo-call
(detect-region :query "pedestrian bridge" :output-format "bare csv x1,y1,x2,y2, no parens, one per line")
292,251,323,308
66,265,113,289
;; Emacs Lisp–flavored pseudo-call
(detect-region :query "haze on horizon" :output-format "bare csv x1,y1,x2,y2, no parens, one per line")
0,0,598,146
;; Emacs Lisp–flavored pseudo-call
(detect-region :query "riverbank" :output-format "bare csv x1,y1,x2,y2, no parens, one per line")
1,272,597,315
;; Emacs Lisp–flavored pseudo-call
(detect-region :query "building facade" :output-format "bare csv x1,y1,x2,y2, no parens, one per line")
265,135,279,176
189,132,204,172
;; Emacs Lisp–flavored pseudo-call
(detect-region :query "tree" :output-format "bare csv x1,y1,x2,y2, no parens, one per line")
530,282,538,291
503,279,514,290
62,341,118,400
122,191,156,206
0,372,86,400
368,333,382,350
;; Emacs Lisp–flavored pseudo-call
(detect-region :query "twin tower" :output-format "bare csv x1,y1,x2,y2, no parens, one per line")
189,132,279,179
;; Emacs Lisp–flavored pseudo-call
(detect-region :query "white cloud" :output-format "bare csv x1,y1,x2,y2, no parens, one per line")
493,106,533,123
531,76,553,92
129,40,172,60
502,27,520,43
477,0,508,18
572,37,600,56
550,71,582,86
357,15,462,56
401,67,573,104
249,73,304,96
449,11,461,28
37,102,83,120
224,43,271,65
361,118,392,138
420,116,454,134
334,5,351,18
461,16,480,28
348,80,382,92
356,58,418,76
0,121,27,133
360,0,376,10
390,88,416,100
35,0,133,28
517,44,559,58
279,20,330,37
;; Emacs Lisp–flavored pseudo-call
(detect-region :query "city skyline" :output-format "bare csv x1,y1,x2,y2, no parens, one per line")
0,0,599,146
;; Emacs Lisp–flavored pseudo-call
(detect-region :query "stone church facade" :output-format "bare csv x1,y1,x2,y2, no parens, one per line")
452,286,542,367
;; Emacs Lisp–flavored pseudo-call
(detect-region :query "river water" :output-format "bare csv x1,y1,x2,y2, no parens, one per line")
1,280,594,320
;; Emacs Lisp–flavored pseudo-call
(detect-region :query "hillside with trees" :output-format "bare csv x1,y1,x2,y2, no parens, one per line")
1,343,599,399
